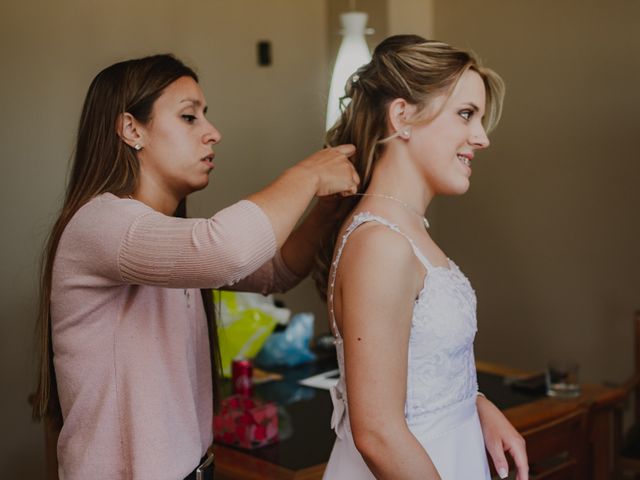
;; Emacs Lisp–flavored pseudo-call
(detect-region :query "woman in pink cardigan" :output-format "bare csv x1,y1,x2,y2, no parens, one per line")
32,54,359,480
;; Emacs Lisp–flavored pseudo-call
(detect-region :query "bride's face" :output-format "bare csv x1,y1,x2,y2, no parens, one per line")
408,70,490,196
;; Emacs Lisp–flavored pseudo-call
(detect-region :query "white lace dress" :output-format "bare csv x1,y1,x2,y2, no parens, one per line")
323,213,491,479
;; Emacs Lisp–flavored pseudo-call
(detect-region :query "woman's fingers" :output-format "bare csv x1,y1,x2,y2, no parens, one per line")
486,439,510,479
307,144,359,197
509,437,529,480
331,143,356,157
477,396,529,480
493,436,528,480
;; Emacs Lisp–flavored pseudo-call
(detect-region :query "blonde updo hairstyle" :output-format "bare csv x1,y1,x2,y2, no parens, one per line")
314,34,505,298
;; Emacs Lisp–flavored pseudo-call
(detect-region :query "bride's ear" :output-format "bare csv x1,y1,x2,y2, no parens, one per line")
387,99,416,139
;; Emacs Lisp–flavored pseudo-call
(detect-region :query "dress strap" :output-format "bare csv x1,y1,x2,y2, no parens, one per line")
327,212,433,337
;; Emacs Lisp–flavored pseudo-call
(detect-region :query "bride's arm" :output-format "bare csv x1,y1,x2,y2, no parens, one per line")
338,225,441,480
476,395,529,479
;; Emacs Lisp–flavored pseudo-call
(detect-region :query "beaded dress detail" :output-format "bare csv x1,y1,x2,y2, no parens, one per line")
323,212,490,480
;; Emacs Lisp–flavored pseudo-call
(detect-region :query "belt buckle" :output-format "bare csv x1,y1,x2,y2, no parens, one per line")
196,450,215,480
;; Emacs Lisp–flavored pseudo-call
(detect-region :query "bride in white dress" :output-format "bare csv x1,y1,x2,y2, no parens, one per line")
314,35,529,479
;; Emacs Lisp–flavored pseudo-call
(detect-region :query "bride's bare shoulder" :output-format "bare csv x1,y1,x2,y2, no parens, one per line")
335,221,419,283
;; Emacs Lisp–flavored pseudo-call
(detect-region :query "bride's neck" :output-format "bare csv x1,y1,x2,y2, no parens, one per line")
365,153,433,214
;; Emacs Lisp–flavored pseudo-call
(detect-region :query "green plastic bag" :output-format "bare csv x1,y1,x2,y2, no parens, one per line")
213,290,289,377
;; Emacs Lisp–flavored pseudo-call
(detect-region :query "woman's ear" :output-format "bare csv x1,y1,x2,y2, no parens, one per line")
387,99,417,139
116,113,144,150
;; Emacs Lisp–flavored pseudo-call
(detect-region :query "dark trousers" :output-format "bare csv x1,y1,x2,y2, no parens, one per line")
183,451,214,480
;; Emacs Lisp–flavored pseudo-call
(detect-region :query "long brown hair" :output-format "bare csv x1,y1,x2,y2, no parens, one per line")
314,35,505,298
33,54,222,427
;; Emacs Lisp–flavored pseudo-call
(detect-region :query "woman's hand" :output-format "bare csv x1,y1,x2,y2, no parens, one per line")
477,395,529,480
296,144,359,197
247,144,357,248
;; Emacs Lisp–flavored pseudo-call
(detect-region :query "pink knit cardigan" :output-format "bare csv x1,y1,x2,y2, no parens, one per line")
51,193,299,479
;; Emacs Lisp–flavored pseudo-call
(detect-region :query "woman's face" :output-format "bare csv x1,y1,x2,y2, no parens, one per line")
408,69,490,196
137,76,221,198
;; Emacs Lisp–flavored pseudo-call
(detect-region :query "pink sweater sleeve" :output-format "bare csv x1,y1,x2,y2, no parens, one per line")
118,199,278,289
226,250,303,294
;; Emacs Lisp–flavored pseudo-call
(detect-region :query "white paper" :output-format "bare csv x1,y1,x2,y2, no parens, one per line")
298,368,340,390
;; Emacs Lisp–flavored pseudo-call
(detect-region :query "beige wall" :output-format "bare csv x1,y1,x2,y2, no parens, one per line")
432,0,640,383
387,0,434,38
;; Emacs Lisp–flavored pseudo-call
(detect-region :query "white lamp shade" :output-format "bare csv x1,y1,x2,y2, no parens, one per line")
326,12,372,131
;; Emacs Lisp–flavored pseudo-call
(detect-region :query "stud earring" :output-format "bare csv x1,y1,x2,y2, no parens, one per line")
134,143,142,151
400,128,411,139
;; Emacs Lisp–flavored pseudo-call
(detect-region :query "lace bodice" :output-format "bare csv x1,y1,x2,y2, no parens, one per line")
328,212,479,433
